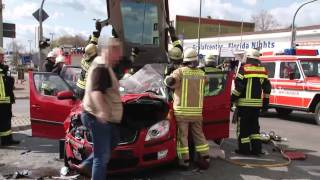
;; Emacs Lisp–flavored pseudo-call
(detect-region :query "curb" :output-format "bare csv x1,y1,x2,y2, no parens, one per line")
12,125,31,132
15,96,29,100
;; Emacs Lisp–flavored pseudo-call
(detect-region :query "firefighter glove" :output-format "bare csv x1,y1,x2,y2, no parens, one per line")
165,77,176,87
93,31,100,38
262,98,269,112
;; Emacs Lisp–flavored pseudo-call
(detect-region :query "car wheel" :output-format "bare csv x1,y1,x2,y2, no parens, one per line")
275,108,293,116
314,103,320,125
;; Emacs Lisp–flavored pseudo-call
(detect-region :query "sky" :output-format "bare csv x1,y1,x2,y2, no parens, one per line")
2,0,320,51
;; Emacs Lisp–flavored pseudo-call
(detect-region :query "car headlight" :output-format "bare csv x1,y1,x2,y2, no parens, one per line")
145,120,170,141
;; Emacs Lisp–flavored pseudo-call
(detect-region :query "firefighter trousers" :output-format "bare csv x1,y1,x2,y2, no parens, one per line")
237,107,262,154
0,104,13,137
176,121,209,160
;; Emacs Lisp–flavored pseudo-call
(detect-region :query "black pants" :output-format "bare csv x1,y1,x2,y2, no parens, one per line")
237,107,261,153
0,104,12,137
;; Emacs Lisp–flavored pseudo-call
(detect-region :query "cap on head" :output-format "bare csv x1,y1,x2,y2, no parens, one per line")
55,55,65,64
168,46,183,61
183,48,198,63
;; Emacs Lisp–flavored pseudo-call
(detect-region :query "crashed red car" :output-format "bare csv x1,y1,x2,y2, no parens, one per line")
28,0,232,173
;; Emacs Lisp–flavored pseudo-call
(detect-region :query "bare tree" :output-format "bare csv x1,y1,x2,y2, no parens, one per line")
251,10,280,31
52,34,87,48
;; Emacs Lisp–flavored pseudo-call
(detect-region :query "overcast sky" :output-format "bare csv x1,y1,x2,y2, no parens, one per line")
2,0,320,51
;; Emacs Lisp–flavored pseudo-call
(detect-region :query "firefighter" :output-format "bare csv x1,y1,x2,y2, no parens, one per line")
231,49,271,155
0,47,20,146
43,51,57,72
76,34,99,99
52,55,65,75
164,48,210,169
164,26,183,76
203,52,223,96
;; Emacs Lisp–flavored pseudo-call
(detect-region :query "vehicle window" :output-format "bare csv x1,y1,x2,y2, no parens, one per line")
60,67,81,92
279,62,300,79
204,73,227,97
300,60,320,77
34,73,71,96
262,62,275,78
121,0,159,45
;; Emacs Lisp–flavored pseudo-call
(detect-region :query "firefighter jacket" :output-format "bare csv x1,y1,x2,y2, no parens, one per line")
0,64,14,104
83,56,123,124
76,35,99,94
231,64,271,107
203,66,223,96
165,67,206,122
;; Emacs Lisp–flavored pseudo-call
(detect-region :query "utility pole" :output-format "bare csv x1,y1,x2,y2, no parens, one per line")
38,0,46,71
28,40,32,54
197,0,202,55
49,32,54,48
0,0,4,47
291,0,318,48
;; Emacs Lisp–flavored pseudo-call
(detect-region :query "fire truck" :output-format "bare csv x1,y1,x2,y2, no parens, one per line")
28,0,233,172
260,48,320,125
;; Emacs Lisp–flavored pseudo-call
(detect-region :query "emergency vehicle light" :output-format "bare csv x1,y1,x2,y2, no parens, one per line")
284,48,318,56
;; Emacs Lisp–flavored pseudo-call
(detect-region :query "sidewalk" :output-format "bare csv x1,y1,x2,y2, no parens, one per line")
13,73,29,100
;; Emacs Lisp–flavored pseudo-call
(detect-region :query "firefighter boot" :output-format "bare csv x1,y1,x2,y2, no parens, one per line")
236,138,251,155
197,155,210,170
1,135,20,146
251,139,263,156
178,159,190,170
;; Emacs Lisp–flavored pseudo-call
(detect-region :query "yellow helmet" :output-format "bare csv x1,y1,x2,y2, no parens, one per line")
84,43,97,59
183,48,198,63
0,47,4,54
245,49,260,60
168,46,183,61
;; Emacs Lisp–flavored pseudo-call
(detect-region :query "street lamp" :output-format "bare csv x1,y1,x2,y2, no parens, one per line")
28,40,32,54
290,0,318,48
197,0,202,55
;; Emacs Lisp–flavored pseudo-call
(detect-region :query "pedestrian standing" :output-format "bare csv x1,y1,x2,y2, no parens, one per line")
165,48,210,170
76,38,123,180
231,49,271,155
0,47,20,146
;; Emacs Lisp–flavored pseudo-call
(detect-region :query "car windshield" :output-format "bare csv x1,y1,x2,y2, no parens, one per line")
119,64,166,97
300,60,320,77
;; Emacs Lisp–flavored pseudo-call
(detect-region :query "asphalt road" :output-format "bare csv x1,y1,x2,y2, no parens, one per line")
1,102,320,179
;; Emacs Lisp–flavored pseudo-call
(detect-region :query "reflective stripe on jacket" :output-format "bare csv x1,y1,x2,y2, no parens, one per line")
0,68,11,104
231,64,271,107
169,67,205,121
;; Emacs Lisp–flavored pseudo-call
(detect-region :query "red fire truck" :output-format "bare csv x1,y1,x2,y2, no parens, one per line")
260,48,320,125
28,0,233,172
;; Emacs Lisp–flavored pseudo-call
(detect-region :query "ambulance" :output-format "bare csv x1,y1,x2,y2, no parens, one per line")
260,48,320,125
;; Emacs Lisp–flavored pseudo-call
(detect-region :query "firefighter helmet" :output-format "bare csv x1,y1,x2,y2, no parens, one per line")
183,48,198,63
84,43,97,58
47,51,56,58
205,51,219,65
245,49,260,60
0,47,4,54
168,46,183,61
55,55,65,64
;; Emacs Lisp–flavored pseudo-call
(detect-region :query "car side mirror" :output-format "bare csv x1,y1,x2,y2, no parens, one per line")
57,90,75,100
289,72,295,80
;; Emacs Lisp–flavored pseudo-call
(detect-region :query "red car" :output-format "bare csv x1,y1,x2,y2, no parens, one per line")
28,0,233,173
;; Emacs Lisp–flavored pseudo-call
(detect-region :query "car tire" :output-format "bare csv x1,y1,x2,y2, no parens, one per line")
275,108,293,116
314,103,320,125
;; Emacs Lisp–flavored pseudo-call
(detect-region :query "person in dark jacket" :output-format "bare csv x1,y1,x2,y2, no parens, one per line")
43,51,57,72
231,49,271,155
0,47,20,146
52,55,65,75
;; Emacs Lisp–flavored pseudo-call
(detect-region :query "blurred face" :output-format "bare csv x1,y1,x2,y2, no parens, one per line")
0,53,4,64
102,40,123,67
49,57,56,63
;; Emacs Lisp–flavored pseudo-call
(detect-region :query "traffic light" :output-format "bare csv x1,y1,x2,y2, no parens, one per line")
39,38,50,49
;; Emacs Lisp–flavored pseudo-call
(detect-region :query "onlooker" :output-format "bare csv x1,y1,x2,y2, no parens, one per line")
75,38,123,180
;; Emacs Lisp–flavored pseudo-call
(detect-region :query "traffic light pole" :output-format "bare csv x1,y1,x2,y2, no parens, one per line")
0,0,4,47
38,0,46,71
